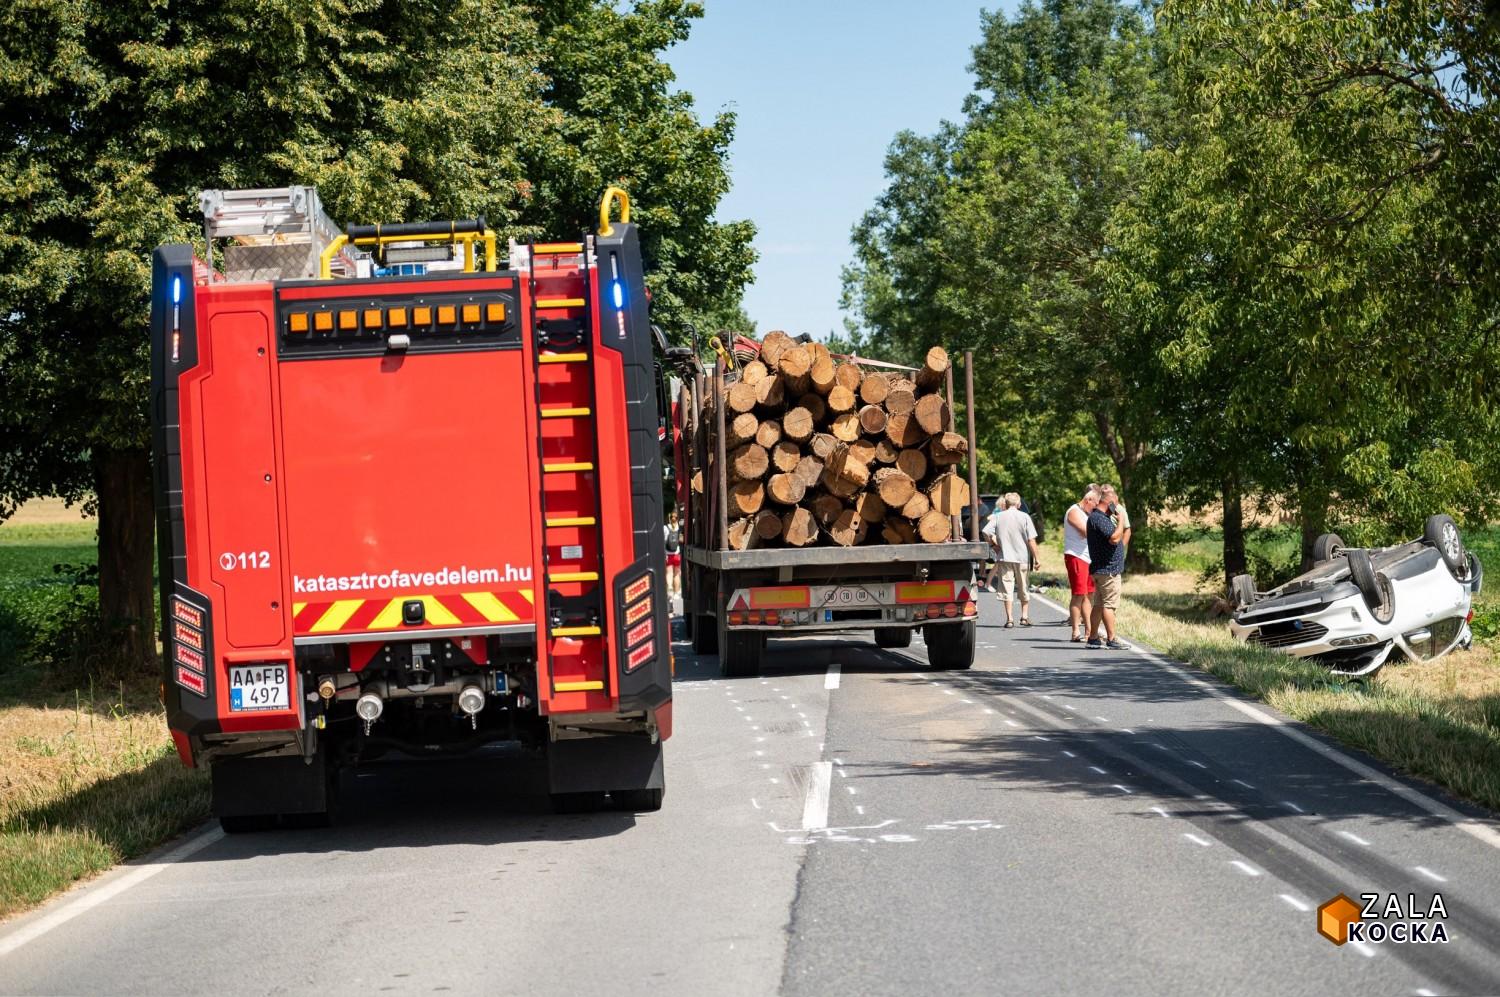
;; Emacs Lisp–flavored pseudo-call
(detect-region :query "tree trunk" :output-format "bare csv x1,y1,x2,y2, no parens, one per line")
1298,488,1329,574
94,447,157,673
1222,476,1246,593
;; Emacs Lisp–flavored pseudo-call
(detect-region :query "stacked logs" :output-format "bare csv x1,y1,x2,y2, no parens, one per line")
705,331,970,550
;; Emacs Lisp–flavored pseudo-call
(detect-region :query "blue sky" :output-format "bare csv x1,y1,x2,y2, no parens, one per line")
670,1,1010,339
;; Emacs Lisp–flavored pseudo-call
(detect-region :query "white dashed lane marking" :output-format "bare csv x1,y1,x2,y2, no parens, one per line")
1183,833,1212,847
1230,860,1262,877
1279,894,1311,912
1413,865,1448,883
1338,830,1371,847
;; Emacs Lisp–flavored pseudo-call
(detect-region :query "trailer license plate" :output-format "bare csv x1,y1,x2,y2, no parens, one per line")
229,665,289,712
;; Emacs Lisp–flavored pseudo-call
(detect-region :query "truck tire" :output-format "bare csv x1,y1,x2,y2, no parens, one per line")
1312,532,1346,563
692,613,718,654
1347,549,1395,624
874,627,913,649
1423,514,1467,579
611,786,665,812
718,614,763,678
924,620,976,670
1230,573,1257,611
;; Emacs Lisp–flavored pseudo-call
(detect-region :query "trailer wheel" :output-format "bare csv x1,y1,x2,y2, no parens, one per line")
611,786,665,812
718,614,763,678
924,620,976,670
874,627,913,649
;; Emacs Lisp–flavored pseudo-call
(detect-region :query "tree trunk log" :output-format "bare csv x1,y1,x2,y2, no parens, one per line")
874,439,899,464
810,351,836,395
767,472,806,505
827,384,857,415
727,411,759,447
798,393,826,423
928,431,968,465
754,509,784,541
1223,477,1246,593
917,509,953,542
730,480,765,516
771,440,802,473
881,517,916,544
900,491,931,520
760,330,795,368
781,507,818,547
793,454,825,489
810,433,838,459
927,471,970,516
727,381,758,413
754,373,784,408
830,412,862,442
895,447,927,482
812,493,846,526
884,381,916,417
829,509,867,547
782,406,814,442
884,411,926,448
855,491,887,524
859,372,890,405
728,517,754,550
858,404,887,436
846,439,876,467
834,362,863,393
740,360,769,386
755,419,781,449
873,467,916,507
915,345,950,392
730,443,769,481
913,393,949,435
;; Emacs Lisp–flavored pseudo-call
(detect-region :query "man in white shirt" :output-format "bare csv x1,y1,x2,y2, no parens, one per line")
1063,486,1100,641
982,492,1041,628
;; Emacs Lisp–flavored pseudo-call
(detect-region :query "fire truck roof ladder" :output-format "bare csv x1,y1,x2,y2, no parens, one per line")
200,185,361,282
528,235,610,698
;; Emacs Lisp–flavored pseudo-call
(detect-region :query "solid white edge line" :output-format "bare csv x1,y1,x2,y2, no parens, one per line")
1031,591,1500,853
1279,894,1311,912
824,664,841,690
801,761,833,831
1230,860,1262,877
0,825,225,958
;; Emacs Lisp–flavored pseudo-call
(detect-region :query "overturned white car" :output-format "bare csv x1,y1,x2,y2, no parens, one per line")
1228,515,1484,677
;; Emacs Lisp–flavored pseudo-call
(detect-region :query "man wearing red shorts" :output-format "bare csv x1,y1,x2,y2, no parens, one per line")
1063,487,1100,642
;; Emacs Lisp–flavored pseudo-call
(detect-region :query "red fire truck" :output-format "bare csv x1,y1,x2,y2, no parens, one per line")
151,186,672,829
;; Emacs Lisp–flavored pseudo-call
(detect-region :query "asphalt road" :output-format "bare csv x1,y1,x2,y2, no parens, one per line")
4,591,1500,996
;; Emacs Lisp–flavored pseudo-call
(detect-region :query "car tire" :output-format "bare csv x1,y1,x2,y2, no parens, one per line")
1230,573,1257,610
1347,549,1395,624
874,627,913,649
1424,514,1467,579
1312,532,1346,563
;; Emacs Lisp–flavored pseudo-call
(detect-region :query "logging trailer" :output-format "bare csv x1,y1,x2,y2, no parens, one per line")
673,350,988,677
151,186,673,828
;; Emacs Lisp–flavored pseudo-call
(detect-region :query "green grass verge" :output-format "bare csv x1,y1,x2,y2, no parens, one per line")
0,518,209,920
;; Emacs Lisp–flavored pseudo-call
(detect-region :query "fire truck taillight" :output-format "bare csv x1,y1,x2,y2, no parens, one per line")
338,310,358,331
173,620,203,651
413,306,432,326
314,311,334,332
363,308,383,329
620,572,657,672
486,302,506,323
461,304,481,324
436,305,457,325
387,307,408,327
172,599,203,629
288,312,309,334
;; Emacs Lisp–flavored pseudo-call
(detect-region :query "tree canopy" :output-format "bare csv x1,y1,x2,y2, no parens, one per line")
844,0,1500,581
0,0,753,666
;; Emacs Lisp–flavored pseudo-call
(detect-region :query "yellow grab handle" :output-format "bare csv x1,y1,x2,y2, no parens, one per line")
598,186,631,237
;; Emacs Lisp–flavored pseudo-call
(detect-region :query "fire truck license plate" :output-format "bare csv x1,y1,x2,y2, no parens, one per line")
229,665,289,712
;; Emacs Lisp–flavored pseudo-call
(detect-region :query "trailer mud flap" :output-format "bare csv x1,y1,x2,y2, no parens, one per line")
547,735,663,795
211,753,333,818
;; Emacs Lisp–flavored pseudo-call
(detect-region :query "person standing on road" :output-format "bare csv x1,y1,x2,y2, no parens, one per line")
985,493,1041,629
664,510,682,597
1064,486,1099,642
1085,491,1129,650
1101,484,1132,561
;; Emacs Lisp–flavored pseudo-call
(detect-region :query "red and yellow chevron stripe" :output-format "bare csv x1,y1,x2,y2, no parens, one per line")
291,590,535,637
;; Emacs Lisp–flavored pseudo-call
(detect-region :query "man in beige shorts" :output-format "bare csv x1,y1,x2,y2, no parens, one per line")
982,493,1041,628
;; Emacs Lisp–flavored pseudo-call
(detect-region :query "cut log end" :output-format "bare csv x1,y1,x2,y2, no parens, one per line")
917,509,953,542
781,507,819,547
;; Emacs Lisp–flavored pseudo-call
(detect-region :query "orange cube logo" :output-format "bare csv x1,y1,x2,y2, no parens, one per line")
1317,894,1362,945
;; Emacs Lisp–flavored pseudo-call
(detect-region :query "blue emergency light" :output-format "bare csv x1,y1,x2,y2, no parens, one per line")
612,280,624,309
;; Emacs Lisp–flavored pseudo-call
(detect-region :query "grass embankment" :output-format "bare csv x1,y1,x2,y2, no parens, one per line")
1035,525,1500,814
0,508,208,919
